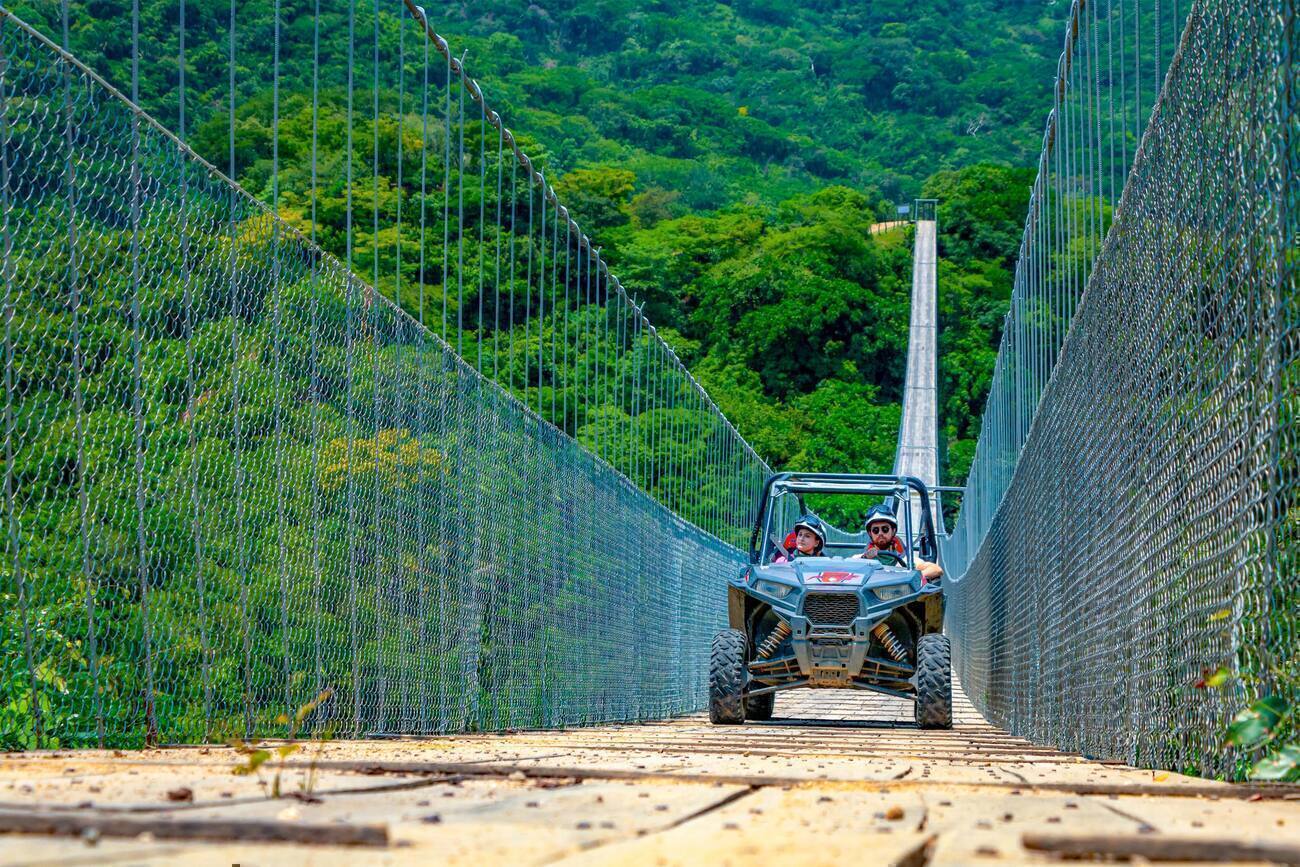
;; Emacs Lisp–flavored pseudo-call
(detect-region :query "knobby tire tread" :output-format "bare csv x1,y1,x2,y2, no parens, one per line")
915,633,953,729
710,629,746,724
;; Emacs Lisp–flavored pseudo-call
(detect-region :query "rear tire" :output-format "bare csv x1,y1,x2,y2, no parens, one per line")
744,691,775,721
914,633,953,729
709,629,747,724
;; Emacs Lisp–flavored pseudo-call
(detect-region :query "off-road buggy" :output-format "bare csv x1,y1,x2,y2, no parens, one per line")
710,473,952,727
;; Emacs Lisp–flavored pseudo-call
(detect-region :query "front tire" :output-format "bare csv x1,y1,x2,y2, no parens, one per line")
914,633,953,729
709,629,747,724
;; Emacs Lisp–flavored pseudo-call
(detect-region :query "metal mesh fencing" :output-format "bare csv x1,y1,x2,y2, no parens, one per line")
942,0,1297,777
0,4,768,749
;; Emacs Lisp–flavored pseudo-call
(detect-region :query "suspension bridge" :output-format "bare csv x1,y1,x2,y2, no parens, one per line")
0,0,1296,862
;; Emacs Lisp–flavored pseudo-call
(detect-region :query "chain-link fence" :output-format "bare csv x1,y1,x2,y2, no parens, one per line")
0,4,768,748
942,0,1296,778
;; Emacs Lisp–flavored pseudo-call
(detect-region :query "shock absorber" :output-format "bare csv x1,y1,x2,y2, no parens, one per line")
756,621,792,659
871,623,907,662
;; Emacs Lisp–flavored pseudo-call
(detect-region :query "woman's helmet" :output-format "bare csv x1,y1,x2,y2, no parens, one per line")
863,504,898,530
792,514,827,550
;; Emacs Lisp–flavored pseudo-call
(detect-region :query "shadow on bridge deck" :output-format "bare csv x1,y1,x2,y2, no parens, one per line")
764,677,987,727
2,684,1295,866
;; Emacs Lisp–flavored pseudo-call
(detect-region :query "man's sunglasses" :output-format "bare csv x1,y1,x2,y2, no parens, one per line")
868,524,893,535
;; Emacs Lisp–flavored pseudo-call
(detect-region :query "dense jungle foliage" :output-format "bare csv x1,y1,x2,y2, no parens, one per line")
13,0,1057,489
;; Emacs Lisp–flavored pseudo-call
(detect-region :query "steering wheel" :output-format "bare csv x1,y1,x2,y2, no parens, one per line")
867,549,906,566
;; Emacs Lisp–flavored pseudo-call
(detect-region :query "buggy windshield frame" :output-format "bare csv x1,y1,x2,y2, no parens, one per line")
748,473,939,567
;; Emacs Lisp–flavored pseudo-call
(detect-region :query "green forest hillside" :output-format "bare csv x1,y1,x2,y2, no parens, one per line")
448,0,1059,203
14,0,1056,487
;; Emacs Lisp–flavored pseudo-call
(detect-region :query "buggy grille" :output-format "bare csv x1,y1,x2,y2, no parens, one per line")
804,593,860,625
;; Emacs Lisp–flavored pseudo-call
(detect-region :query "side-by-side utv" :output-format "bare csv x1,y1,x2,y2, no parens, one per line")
710,473,951,727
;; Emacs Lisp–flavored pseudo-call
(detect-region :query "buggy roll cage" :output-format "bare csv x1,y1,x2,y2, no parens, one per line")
748,472,940,566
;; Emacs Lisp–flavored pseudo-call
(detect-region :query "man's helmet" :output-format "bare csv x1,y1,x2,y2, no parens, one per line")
792,514,827,549
863,504,898,530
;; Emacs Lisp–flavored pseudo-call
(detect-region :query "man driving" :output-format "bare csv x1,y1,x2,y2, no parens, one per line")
854,504,943,581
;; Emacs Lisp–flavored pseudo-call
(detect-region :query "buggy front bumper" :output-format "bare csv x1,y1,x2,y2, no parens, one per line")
789,613,887,687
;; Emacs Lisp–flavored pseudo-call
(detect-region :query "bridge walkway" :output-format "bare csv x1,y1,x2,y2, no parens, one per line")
3,689,1294,866
895,217,943,536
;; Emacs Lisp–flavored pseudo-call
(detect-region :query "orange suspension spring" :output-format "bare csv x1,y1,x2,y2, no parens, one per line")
872,623,907,662
756,621,792,659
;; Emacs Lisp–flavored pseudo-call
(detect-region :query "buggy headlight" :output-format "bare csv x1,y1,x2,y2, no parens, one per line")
755,579,796,600
873,583,910,602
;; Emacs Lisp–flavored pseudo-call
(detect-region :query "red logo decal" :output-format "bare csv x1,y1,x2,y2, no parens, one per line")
813,571,855,584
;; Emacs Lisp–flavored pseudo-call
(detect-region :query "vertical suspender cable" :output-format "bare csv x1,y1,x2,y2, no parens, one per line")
494,122,503,381
1154,0,1160,95
1080,2,1094,268
1120,0,1128,199
309,0,324,709
537,179,546,417
508,152,517,388
131,0,159,747
413,4,433,732
271,0,292,729
581,238,590,436
1107,0,1116,213
562,218,570,431
550,200,559,426
456,65,465,358
594,253,603,460
524,175,532,396
419,28,428,330
649,340,660,503
394,0,411,729
442,49,450,342
396,16,406,316
2,4,43,749
1134,0,1141,148
344,0,361,738
65,0,104,746
227,0,252,741
629,306,641,488
1093,0,1104,238
477,91,486,374
370,0,385,731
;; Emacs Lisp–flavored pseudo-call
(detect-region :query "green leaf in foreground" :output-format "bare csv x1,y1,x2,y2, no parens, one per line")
1249,743,1300,782
1225,696,1289,748
232,749,272,776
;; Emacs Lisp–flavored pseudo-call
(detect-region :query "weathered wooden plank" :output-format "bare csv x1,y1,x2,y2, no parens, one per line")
1022,832,1300,862
0,810,388,847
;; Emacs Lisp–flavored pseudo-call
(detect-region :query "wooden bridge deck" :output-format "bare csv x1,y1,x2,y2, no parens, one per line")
2,687,1296,865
